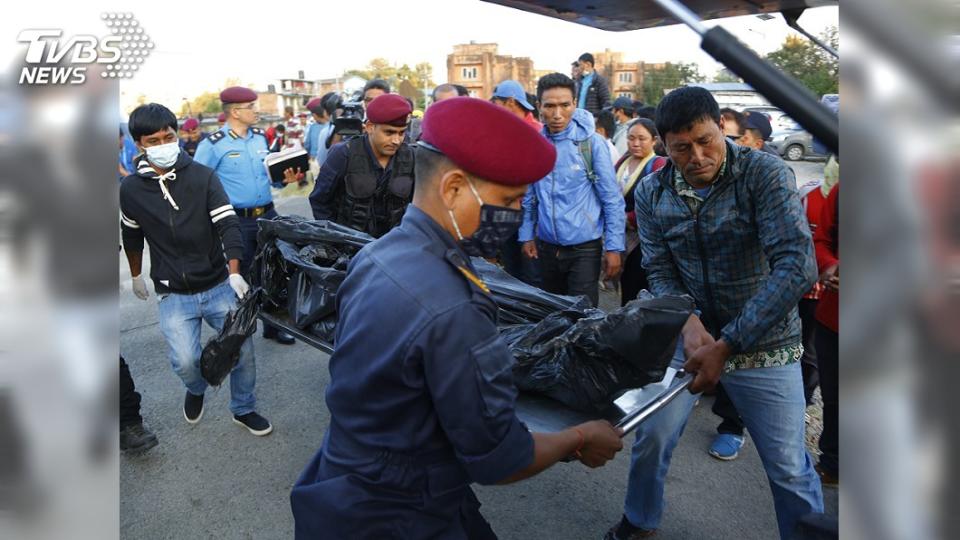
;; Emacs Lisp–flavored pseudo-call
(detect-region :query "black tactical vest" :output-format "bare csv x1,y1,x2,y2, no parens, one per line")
334,136,415,238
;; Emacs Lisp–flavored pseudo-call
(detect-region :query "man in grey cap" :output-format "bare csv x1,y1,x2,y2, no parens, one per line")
611,96,636,155
491,80,542,132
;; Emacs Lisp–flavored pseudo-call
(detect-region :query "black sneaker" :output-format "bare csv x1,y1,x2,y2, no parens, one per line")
232,412,273,436
120,423,158,454
183,391,204,424
604,515,657,539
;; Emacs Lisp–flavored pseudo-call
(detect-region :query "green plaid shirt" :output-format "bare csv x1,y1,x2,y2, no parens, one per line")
671,156,803,372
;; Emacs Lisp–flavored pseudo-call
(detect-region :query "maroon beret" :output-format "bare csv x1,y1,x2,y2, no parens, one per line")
181,118,199,131
306,97,323,113
365,94,411,127
420,97,556,186
219,86,257,104
217,112,226,122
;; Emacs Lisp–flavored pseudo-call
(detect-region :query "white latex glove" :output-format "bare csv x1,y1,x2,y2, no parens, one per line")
229,273,250,298
131,275,149,300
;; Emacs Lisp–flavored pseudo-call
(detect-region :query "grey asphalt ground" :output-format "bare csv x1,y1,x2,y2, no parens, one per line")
120,159,836,539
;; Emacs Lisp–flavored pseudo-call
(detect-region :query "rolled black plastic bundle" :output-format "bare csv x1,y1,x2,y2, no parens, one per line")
504,292,695,413
200,288,262,386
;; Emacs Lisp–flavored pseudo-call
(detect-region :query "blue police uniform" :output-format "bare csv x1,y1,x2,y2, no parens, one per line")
290,205,535,539
194,124,279,275
304,121,333,164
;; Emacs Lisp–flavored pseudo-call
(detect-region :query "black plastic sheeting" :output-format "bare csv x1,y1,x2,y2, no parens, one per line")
501,292,694,413
471,258,590,324
254,216,372,328
200,288,262,386
254,217,694,411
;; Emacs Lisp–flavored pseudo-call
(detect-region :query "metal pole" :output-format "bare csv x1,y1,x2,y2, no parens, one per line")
616,373,693,437
649,0,708,35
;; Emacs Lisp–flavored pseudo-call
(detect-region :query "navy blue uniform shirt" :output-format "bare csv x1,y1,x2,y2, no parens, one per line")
291,205,534,539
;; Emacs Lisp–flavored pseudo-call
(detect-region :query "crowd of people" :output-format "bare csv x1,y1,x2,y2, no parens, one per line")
118,51,839,539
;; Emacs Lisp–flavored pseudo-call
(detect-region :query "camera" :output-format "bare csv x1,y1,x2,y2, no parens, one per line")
325,91,365,148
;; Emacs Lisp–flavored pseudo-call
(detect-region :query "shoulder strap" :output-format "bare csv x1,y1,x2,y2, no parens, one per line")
578,137,597,183
207,131,225,145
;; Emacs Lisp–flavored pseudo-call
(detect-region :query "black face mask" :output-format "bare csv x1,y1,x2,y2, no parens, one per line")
449,179,524,259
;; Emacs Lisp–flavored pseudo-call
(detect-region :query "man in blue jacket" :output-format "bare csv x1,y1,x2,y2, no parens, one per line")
519,72,624,307
604,87,823,540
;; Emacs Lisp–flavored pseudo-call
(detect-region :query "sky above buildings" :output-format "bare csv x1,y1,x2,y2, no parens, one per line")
3,1,838,115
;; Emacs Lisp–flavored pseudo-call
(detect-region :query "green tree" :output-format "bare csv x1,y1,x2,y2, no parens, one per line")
765,26,839,97
641,62,705,105
712,68,742,83
344,58,435,109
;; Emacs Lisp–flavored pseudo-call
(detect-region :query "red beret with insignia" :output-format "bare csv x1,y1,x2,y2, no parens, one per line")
419,97,555,186
181,118,199,131
365,94,411,127
219,86,257,104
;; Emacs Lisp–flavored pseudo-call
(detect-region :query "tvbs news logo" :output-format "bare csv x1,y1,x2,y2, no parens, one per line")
17,13,153,85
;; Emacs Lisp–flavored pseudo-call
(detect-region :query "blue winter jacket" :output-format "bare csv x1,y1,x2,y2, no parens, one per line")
518,109,625,252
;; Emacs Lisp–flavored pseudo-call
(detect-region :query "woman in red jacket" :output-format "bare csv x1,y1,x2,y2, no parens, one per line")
617,118,667,306
814,182,839,485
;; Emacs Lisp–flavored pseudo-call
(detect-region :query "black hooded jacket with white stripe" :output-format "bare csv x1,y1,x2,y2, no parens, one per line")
120,152,243,295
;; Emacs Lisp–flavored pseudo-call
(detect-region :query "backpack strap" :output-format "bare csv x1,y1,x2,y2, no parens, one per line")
578,138,597,183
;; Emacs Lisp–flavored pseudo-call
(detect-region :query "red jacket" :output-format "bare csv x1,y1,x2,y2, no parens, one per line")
814,184,839,332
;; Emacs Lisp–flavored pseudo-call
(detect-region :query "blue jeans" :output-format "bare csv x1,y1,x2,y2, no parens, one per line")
624,354,823,539
157,279,257,416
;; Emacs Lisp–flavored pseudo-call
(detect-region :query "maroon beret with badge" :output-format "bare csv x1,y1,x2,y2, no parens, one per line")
181,118,199,131
219,86,257,104
419,97,556,186
365,94,411,127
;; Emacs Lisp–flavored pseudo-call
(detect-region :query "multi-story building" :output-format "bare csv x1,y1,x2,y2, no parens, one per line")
447,42,536,100
588,49,668,102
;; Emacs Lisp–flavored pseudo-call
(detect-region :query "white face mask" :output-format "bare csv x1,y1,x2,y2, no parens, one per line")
144,141,180,168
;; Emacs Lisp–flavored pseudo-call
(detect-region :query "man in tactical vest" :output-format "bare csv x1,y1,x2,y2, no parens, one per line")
309,94,416,238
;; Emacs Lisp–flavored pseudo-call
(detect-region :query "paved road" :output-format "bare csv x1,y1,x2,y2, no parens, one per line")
120,159,835,539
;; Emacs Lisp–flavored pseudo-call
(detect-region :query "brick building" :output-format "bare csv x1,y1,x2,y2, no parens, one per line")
589,49,667,101
447,42,536,100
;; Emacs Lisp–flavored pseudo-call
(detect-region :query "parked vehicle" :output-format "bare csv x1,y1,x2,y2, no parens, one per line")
769,129,827,161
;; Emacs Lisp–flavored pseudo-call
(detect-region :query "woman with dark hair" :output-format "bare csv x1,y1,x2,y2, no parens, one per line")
615,118,667,305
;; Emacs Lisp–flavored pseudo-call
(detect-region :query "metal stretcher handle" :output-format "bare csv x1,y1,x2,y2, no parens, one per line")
615,371,693,437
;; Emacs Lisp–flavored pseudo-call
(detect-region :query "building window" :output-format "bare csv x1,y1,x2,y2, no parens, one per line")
461,67,478,80
618,72,633,84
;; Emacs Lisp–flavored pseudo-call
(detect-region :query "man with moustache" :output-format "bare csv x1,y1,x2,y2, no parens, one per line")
309,94,416,238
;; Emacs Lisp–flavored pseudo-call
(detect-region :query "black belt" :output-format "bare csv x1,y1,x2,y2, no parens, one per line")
236,202,274,218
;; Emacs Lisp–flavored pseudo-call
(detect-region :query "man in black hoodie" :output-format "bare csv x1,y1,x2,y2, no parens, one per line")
120,103,272,436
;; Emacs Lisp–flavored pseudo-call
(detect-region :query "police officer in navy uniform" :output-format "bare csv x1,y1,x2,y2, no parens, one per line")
290,97,624,539
308,93,416,238
194,86,302,344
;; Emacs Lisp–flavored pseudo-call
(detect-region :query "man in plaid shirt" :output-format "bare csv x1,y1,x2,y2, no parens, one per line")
605,87,824,540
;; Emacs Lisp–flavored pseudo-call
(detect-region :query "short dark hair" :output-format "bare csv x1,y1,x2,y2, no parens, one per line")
719,107,744,126
536,72,576,101
578,52,595,66
655,86,720,138
453,84,469,97
629,117,659,140
637,106,657,121
128,103,178,143
275,123,285,133
320,92,339,115
363,79,391,96
414,145,454,187
526,93,538,110
595,110,616,139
